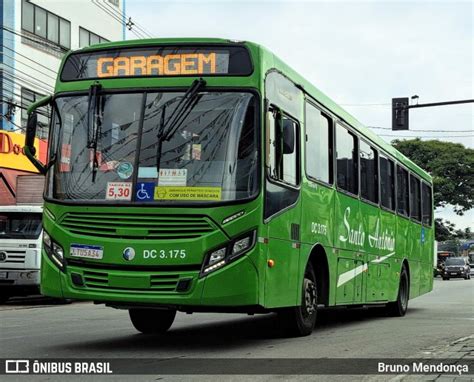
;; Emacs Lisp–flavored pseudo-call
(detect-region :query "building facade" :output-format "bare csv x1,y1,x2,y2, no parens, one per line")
0,0,125,204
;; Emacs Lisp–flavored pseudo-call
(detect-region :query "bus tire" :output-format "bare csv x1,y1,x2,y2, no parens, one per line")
277,262,317,337
0,294,10,304
129,308,176,334
386,266,409,317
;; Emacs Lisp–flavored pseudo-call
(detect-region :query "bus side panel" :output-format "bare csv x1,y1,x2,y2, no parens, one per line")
407,221,422,299
376,209,398,302
299,181,335,305
362,202,381,303
334,192,364,305
264,207,301,308
393,215,410,302
300,182,335,249
419,226,434,295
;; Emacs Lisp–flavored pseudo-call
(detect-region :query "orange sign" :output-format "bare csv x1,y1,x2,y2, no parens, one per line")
0,131,47,173
97,53,217,78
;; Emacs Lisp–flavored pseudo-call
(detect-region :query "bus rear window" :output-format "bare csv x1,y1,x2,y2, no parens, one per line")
61,45,253,81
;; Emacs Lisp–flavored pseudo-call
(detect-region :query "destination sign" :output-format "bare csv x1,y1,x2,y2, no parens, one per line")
61,46,252,80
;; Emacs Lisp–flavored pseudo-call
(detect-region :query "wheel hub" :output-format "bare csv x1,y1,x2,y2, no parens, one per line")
303,278,317,316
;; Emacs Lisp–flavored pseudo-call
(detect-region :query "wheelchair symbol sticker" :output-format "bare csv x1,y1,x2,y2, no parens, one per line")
136,182,155,201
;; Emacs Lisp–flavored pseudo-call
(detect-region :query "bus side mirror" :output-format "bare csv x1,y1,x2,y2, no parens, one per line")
24,95,52,175
25,112,38,155
282,119,295,154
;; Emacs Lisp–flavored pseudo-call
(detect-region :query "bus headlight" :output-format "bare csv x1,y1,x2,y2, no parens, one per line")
43,231,52,250
43,231,66,272
201,230,256,277
209,248,226,265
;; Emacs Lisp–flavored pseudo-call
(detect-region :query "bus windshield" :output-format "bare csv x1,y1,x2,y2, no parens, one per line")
49,91,259,204
0,213,42,239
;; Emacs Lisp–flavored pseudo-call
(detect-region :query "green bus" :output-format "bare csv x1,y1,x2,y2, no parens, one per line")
25,38,434,336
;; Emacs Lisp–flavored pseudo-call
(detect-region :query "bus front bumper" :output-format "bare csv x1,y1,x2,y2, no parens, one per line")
40,249,260,308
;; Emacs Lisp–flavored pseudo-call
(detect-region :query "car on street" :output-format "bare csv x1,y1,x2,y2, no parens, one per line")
442,257,471,280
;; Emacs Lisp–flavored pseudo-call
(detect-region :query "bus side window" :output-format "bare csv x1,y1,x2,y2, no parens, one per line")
360,140,378,203
336,123,358,195
410,174,421,222
397,166,409,216
305,102,333,184
267,107,299,187
422,182,433,226
380,155,395,210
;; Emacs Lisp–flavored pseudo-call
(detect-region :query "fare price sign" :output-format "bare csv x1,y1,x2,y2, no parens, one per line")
61,46,253,80
106,182,132,200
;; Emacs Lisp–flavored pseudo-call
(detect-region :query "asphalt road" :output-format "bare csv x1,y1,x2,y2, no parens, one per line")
1,278,473,362
1,278,473,381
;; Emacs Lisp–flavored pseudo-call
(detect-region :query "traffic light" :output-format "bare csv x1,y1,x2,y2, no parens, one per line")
392,97,409,130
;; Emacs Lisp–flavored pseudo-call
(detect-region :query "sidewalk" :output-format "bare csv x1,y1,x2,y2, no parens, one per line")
394,334,474,381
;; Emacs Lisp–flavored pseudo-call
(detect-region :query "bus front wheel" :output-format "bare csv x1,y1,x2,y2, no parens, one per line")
277,262,318,337
385,266,409,317
129,308,176,334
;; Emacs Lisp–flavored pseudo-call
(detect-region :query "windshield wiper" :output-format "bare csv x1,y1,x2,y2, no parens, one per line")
86,83,103,182
155,78,206,173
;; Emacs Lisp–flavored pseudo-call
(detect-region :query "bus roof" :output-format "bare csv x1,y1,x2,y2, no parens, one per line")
60,37,431,182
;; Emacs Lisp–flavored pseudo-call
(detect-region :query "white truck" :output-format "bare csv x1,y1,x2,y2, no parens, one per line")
0,175,44,303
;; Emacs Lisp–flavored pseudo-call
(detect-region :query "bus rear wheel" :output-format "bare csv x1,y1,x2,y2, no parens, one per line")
129,308,176,334
277,262,317,337
385,266,409,317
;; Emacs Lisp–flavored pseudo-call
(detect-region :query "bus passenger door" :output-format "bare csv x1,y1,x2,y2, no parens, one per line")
263,108,302,308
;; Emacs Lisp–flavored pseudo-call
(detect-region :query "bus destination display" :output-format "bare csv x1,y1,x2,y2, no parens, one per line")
61,46,252,80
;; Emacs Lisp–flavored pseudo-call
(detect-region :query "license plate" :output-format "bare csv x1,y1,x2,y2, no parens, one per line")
0,271,7,279
70,244,103,260
451,272,457,275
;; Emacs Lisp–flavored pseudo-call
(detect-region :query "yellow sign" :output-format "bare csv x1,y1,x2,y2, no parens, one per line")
0,131,45,173
154,186,222,201
97,53,217,78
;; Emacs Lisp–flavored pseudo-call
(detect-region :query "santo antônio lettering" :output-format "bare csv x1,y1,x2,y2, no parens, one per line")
96,52,217,77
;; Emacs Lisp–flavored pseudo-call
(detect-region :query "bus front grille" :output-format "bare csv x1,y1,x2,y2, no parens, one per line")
59,212,216,240
77,268,189,293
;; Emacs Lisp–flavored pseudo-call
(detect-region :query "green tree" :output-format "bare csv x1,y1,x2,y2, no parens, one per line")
391,139,474,215
435,218,458,241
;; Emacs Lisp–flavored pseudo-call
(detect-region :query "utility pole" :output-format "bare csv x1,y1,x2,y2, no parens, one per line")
392,97,474,130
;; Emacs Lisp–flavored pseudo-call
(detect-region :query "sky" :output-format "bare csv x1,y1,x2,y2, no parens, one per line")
124,0,473,230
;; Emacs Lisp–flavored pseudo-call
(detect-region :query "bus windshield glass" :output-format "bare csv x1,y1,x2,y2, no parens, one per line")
49,91,259,204
0,213,42,239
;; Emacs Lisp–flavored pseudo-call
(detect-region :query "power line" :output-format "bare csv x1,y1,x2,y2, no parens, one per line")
341,103,391,107
91,0,147,39
1,67,54,94
101,0,154,38
0,52,57,81
1,64,54,92
0,26,66,54
0,114,49,143
368,126,474,133
0,44,58,74
380,134,474,139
